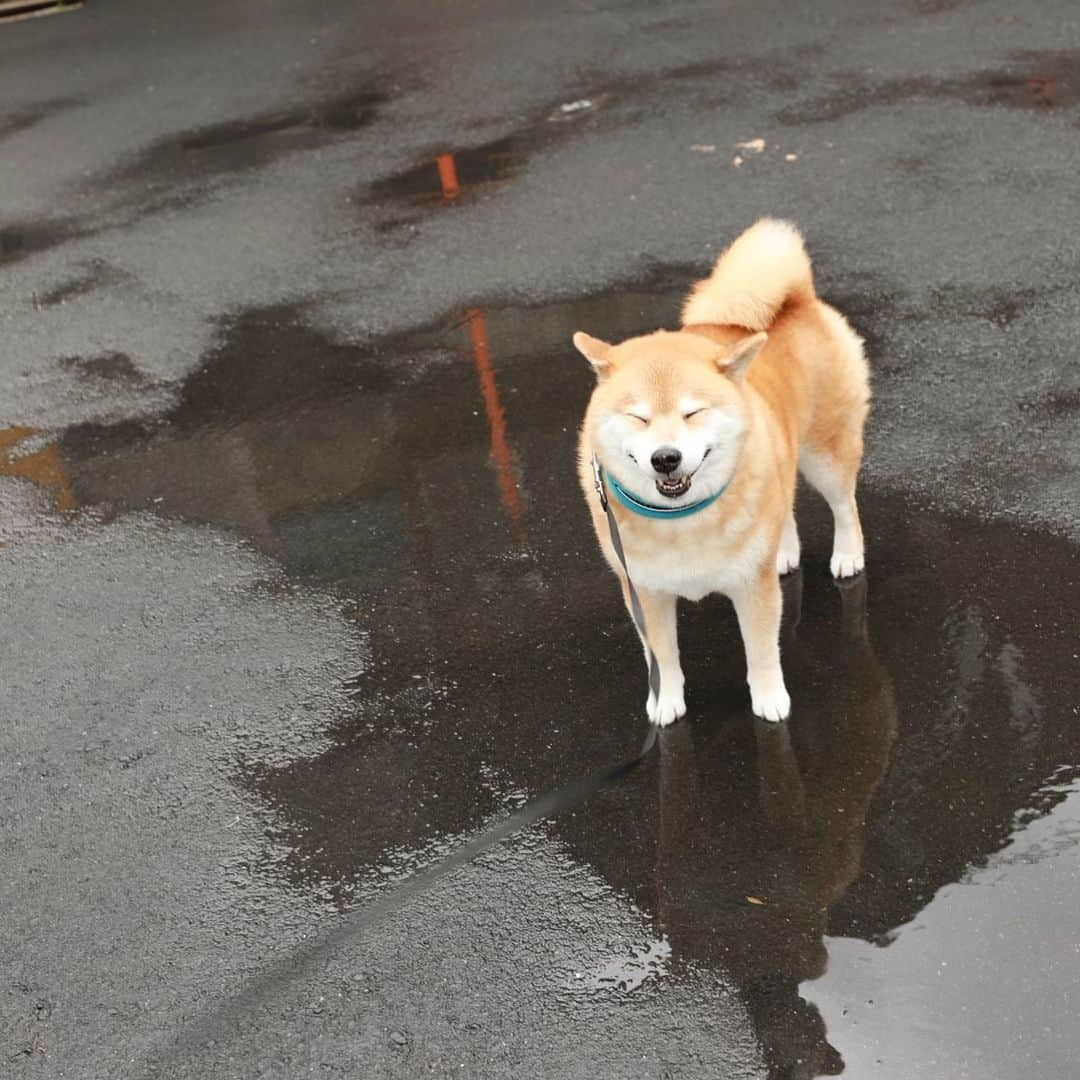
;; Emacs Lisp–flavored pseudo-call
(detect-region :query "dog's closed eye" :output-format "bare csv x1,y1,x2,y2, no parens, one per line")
625,413,649,425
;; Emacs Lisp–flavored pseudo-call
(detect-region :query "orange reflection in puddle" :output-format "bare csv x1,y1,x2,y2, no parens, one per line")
463,310,525,543
371,138,525,207
0,426,77,512
436,153,461,201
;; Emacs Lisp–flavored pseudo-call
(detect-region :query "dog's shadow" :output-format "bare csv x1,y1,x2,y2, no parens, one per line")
656,571,897,1077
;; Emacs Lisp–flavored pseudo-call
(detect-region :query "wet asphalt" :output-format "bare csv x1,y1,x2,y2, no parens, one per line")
1,1,1078,1077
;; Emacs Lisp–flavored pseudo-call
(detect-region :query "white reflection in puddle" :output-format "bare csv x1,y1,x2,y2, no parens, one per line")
802,777,1080,1078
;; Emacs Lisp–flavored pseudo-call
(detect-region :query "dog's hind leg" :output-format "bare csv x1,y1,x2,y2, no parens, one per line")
800,440,864,579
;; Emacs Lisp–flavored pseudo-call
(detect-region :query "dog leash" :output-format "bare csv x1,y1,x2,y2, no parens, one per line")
591,453,662,708
153,460,661,1065
347,456,659,901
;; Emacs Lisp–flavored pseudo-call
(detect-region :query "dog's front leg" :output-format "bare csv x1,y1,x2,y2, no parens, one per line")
622,582,685,726
730,570,791,722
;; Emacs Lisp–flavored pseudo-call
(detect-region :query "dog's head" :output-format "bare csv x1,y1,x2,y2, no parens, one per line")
574,328,766,505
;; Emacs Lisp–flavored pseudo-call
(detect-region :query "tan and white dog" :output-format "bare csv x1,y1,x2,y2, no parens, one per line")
575,219,869,725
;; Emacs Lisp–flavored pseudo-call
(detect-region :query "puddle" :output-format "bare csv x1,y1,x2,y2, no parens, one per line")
59,351,147,383
366,95,609,212
2,89,390,271
108,87,388,189
910,0,971,12
778,50,1080,124
0,427,77,512
804,775,1080,1077
370,135,528,205
930,282,1042,328
39,283,1080,1076
0,96,82,141
34,258,128,306
1022,387,1080,419
182,94,384,152
0,219,85,267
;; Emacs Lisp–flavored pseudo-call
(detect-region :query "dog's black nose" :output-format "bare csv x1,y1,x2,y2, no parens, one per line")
651,446,682,474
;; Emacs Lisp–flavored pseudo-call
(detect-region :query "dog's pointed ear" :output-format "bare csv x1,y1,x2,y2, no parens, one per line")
573,331,614,380
716,331,767,381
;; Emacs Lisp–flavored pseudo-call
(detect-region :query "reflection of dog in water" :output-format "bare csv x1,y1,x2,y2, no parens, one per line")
657,571,896,1078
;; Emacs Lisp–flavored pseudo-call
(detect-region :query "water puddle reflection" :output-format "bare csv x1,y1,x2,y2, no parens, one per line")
29,280,1080,1077
371,136,528,206
0,426,76,513
367,94,609,212
805,777,1080,1077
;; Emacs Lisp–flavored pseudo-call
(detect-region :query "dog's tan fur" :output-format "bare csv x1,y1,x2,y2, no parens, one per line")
575,219,869,724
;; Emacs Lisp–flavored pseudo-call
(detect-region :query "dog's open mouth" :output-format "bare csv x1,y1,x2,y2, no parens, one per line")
656,475,692,499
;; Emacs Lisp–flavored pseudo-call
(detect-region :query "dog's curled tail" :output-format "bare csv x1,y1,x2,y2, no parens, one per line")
681,218,815,331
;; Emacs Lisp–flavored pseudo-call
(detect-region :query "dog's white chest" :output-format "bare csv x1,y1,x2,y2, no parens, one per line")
629,560,716,600
626,532,766,600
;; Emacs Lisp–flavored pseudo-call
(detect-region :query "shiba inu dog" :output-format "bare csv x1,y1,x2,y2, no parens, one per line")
575,219,869,724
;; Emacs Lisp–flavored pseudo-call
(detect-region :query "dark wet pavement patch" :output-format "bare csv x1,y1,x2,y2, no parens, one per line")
183,92,385,150
1022,387,1080,419
365,95,610,214
778,50,1080,124
34,258,127,306
0,219,86,267
0,426,78,512
110,87,389,189
0,95,82,141
369,135,528,205
930,282,1043,328
59,351,146,383
41,282,1080,1075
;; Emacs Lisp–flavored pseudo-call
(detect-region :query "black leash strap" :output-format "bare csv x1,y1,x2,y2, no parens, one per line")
347,457,659,898
592,453,662,704
154,458,660,1065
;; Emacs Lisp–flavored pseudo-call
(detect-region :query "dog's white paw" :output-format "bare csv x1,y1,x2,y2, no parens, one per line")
749,681,791,723
776,548,801,575
647,688,687,727
778,515,800,575
830,548,865,579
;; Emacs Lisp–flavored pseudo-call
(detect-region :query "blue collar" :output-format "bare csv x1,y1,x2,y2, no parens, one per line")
606,470,726,520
